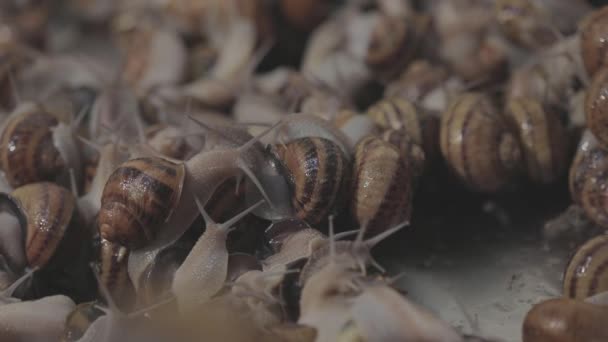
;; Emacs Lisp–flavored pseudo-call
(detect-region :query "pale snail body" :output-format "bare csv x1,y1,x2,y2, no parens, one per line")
580,6,608,77
440,93,522,192
563,234,608,300
263,227,326,271
504,97,568,184
522,298,608,342
0,102,81,188
271,137,350,225
351,136,412,235
568,131,608,204
585,67,608,148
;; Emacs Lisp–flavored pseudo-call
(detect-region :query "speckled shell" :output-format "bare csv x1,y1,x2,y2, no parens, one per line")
98,239,134,310
585,67,608,148
0,104,64,188
580,6,608,77
351,136,412,234
440,93,522,192
563,235,608,300
504,97,568,184
98,157,185,249
523,298,608,342
380,129,425,181
271,137,350,225
10,182,79,268
569,131,608,204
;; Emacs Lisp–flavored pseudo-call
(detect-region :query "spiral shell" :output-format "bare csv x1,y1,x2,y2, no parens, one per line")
380,129,425,181
440,93,522,192
0,103,65,188
580,6,608,77
495,0,560,49
585,67,608,148
10,182,81,269
367,98,422,142
569,131,608,204
271,137,350,225
563,234,608,300
98,157,185,249
504,97,568,184
351,136,412,234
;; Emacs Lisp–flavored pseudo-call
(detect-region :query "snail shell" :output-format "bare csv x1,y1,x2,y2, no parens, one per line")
523,298,608,342
569,131,608,204
585,67,608,148
504,97,568,184
580,6,608,77
494,0,560,49
440,92,522,192
563,234,608,300
0,103,68,188
367,98,423,142
380,129,426,181
97,239,134,310
98,157,185,249
351,136,412,234
61,302,104,342
271,137,350,225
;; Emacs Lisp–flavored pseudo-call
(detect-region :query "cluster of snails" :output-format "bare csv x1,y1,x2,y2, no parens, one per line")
0,0,608,341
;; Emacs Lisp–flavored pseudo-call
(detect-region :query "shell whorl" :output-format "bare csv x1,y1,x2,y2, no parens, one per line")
585,67,608,149
563,234,608,300
98,157,185,249
272,137,350,225
569,131,608,204
580,6,608,77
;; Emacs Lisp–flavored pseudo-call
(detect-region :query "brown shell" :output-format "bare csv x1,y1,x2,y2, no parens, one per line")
365,14,418,78
271,137,350,225
563,234,608,300
98,239,134,310
580,169,608,229
580,6,608,77
11,182,78,268
440,93,522,192
504,97,568,184
279,0,328,32
585,67,608,148
522,298,608,342
380,129,425,181
367,98,423,143
495,0,559,49
569,131,608,204
98,157,185,249
0,104,65,188
351,136,412,234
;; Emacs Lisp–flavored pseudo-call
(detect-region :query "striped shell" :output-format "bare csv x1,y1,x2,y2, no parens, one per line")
504,97,568,184
380,129,425,181
585,67,608,148
0,103,65,188
563,235,608,300
98,239,134,310
98,157,185,249
569,131,608,204
271,137,350,225
10,182,80,269
351,136,412,234
580,6,608,77
440,92,522,192
367,98,422,142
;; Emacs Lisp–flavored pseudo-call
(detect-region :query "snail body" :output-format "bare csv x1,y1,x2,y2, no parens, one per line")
563,234,608,300
271,137,350,225
440,92,522,192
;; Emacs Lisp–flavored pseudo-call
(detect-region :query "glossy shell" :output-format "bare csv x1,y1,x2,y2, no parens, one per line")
580,169,608,229
585,67,608,148
351,136,412,234
569,131,608,204
440,93,521,192
367,98,422,143
0,103,64,188
504,97,568,184
580,6,608,77
98,157,185,249
271,137,350,225
380,129,425,181
11,182,78,268
563,234,608,300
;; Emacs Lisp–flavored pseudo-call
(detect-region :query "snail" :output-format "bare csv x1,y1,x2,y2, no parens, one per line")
585,67,608,148
270,137,350,225
0,102,82,189
504,96,568,184
96,239,134,311
380,129,426,181
522,297,608,342
351,136,413,235
384,60,449,105
563,234,608,300
580,5,608,77
569,130,608,205
440,92,522,192
172,197,264,312
61,302,104,342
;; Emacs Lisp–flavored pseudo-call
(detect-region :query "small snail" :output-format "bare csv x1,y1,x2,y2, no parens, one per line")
522,298,608,342
440,92,522,192
270,137,350,225
580,6,608,77
504,97,568,184
351,136,412,235
0,102,82,188
585,67,608,148
563,234,608,300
